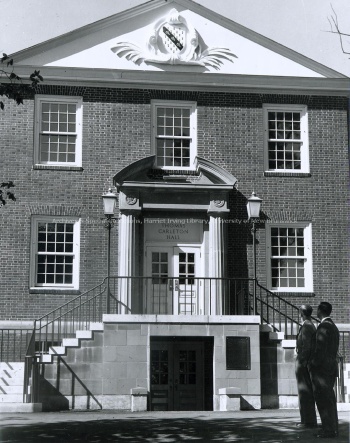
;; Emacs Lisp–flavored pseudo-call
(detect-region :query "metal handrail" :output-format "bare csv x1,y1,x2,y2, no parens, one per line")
255,283,303,337
23,279,107,403
16,276,349,404
0,329,33,362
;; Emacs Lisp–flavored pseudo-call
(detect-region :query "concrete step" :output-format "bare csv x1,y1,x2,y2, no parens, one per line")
76,330,93,339
0,393,23,402
0,385,23,394
90,322,104,331
0,363,25,379
0,376,24,386
49,346,66,355
38,354,53,363
0,362,24,371
62,338,79,347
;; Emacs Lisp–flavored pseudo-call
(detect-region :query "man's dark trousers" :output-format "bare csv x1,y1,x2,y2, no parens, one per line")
295,357,317,425
309,318,339,435
295,319,317,425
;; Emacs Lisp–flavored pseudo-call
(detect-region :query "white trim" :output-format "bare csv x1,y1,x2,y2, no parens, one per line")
7,66,350,95
30,215,81,290
34,95,83,167
266,222,313,293
263,104,309,174
151,100,197,170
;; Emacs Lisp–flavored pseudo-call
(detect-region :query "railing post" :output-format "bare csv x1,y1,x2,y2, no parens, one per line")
106,222,111,314
252,222,257,315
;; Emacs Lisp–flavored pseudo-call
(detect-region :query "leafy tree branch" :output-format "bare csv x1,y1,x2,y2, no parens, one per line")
0,53,43,110
0,181,16,207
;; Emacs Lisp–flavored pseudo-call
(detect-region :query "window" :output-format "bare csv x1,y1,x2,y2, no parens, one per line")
30,217,80,289
34,96,82,166
263,104,309,173
152,100,197,170
267,224,313,292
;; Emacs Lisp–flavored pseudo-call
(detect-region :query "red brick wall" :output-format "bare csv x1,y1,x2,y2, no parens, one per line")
0,87,348,323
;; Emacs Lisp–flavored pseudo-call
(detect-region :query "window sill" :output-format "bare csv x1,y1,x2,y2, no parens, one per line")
30,288,81,295
33,165,83,171
264,171,311,177
270,291,315,297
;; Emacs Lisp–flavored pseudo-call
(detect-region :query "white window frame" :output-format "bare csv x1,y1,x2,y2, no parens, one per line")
30,216,81,290
34,95,83,167
266,223,313,292
151,100,197,170
263,104,309,173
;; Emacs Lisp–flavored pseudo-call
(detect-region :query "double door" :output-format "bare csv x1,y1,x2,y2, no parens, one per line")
150,340,204,411
146,246,201,315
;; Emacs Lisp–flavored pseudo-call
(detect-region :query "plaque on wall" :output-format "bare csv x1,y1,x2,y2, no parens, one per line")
226,337,251,370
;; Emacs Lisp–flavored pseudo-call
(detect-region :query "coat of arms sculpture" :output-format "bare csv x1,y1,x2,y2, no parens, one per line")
111,8,237,69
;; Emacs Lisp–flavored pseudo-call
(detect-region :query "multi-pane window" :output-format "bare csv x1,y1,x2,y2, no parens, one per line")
35,96,82,166
179,252,195,285
152,101,197,169
31,217,80,289
268,224,313,292
263,105,309,173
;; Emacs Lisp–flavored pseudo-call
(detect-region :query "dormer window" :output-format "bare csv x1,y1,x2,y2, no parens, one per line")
152,100,197,170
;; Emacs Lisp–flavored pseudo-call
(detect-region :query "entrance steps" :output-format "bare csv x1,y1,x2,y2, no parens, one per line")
0,362,42,412
0,324,104,412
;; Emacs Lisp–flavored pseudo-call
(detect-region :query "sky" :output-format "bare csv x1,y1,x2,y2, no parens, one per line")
1,0,350,77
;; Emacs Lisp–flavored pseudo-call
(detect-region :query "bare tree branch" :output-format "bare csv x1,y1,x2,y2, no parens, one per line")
328,4,350,56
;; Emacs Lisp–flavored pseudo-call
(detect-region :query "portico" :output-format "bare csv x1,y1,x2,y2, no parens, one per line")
113,155,238,316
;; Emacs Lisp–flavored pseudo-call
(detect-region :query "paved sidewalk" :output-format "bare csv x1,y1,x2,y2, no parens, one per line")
0,409,349,442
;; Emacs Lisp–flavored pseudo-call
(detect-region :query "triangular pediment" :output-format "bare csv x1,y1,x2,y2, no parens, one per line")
13,0,343,78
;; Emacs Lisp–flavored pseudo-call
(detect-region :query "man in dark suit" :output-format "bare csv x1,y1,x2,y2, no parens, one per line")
309,302,339,438
295,304,317,428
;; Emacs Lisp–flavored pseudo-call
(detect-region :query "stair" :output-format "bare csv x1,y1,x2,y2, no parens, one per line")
0,362,42,412
0,323,104,412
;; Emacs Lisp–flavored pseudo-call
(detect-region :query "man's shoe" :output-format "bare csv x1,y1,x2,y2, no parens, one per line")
296,423,317,428
314,431,338,438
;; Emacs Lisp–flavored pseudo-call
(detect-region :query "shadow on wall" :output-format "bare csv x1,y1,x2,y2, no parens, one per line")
227,188,267,280
259,331,279,409
39,356,102,412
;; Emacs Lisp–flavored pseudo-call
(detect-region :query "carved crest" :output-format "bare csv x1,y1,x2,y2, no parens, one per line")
111,8,237,69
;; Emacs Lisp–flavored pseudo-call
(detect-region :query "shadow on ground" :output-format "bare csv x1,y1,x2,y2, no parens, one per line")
0,415,348,442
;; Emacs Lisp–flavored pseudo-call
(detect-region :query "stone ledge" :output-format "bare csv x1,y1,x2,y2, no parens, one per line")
218,387,241,395
103,314,260,325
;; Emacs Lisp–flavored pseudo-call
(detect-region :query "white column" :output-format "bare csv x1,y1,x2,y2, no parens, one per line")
118,213,137,314
208,214,225,315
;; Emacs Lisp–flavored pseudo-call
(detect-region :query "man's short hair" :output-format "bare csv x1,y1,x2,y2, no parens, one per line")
300,304,313,317
318,302,332,316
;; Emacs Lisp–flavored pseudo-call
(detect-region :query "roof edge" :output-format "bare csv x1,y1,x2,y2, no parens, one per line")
8,66,350,96
8,0,347,79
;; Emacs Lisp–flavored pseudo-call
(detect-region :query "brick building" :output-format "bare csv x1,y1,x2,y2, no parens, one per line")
0,0,349,412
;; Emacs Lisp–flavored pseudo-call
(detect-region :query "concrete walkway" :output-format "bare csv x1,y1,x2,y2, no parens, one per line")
0,409,349,442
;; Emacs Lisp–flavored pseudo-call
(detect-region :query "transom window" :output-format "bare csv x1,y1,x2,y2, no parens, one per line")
34,96,82,167
267,224,313,292
152,100,197,170
30,217,80,289
263,104,309,173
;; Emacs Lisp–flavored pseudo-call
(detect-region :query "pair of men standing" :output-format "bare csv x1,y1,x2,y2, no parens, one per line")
295,302,339,439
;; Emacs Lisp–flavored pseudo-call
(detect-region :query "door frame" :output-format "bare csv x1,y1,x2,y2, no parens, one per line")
145,244,203,315
150,338,205,411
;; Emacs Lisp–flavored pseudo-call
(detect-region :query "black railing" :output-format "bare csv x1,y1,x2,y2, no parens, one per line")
107,276,255,316
7,276,346,404
0,329,32,362
254,283,302,338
